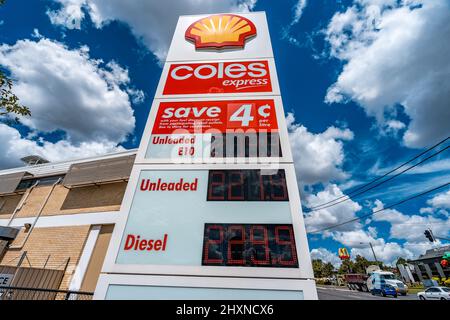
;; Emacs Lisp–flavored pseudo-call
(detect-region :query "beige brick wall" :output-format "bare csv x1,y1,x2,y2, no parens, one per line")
0,225,91,290
0,182,127,219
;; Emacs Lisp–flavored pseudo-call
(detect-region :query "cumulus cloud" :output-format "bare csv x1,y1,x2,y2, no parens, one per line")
372,199,450,242
48,0,258,61
287,113,354,186
324,0,450,148
329,227,413,265
304,184,362,233
0,124,124,168
426,189,450,209
310,247,341,267
350,240,411,265
0,37,139,169
0,38,137,144
307,194,449,265
332,228,381,248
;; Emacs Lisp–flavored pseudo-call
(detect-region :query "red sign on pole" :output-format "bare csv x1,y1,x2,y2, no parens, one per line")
163,60,272,95
152,99,278,134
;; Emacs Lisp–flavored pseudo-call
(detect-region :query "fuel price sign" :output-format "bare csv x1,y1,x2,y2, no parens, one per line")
142,97,290,162
96,11,317,300
110,165,305,278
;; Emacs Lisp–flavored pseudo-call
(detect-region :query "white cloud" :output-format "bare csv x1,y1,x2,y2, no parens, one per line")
324,0,450,148
282,0,308,46
304,184,362,233
350,237,444,265
0,37,139,169
350,240,412,265
0,38,136,145
372,199,450,242
48,0,258,62
427,189,450,209
402,240,444,259
322,227,413,265
292,0,308,24
373,158,450,177
0,124,124,168
287,113,354,186
310,247,341,267
332,228,381,248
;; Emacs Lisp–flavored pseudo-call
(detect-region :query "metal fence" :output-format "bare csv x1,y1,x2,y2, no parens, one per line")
0,286,94,300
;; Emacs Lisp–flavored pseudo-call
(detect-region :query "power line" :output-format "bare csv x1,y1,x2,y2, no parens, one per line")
307,181,450,234
308,136,449,210
391,222,450,226
305,145,449,213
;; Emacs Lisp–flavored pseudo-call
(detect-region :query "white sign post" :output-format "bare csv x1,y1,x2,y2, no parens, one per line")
95,11,317,300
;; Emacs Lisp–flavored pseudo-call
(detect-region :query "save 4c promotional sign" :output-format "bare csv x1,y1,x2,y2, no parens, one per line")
95,12,317,300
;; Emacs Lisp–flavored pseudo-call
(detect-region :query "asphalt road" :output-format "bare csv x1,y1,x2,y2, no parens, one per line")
317,285,417,300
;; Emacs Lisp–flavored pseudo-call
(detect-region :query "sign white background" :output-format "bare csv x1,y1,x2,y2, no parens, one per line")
115,169,293,266
166,12,274,62
96,11,317,300
102,163,313,280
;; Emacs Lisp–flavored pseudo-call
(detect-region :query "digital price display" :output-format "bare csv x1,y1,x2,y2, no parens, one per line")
115,169,298,270
210,133,281,158
207,170,288,201
202,224,298,268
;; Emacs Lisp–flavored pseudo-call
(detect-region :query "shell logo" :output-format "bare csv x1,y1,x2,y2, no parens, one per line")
185,14,257,50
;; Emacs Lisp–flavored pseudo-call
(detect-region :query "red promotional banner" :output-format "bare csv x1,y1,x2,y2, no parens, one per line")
152,100,278,134
163,60,272,95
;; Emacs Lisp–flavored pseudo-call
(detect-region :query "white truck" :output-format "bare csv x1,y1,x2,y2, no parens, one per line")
367,271,408,296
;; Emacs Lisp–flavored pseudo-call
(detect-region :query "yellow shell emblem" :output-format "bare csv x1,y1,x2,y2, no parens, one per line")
185,14,257,50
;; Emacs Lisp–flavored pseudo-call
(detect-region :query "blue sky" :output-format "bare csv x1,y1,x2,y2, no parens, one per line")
0,0,449,266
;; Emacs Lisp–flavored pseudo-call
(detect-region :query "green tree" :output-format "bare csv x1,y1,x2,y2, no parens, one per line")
0,0,30,121
338,259,354,274
312,259,324,278
322,262,335,278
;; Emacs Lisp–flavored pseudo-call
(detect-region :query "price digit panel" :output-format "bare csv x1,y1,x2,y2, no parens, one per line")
207,169,289,201
202,223,298,268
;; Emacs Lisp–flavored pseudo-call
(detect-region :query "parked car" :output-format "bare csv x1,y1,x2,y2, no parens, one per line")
417,287,450,300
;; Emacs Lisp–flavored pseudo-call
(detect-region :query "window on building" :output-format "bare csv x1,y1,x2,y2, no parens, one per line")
15,175,65,191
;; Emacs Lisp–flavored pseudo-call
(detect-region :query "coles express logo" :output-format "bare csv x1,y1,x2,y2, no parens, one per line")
163,60,272,95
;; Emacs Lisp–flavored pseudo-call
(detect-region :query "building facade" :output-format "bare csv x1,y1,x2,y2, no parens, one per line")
0,150,137,297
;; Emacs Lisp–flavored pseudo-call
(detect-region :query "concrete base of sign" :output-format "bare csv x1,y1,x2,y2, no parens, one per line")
94,274,318,300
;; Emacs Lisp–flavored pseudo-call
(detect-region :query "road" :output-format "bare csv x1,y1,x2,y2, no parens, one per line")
317,285,417,300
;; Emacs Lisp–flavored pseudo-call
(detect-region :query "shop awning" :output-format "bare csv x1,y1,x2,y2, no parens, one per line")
0,172,32,195
62,155,136,188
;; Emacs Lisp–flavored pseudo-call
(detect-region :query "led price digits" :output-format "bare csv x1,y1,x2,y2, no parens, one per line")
207,170,288,201
202,224,298,268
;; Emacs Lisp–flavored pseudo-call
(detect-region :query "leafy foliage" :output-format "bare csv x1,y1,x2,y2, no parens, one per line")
312,259,335,278
337,255,384,274
0,70,31,121
0,0,30,121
